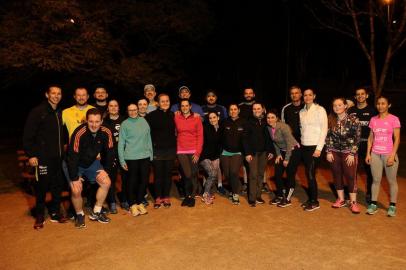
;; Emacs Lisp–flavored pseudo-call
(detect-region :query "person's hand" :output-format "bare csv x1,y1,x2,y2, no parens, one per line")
346,155,355,166
275,155,283,164
70,179,83,194
192,154,199,164
122,164,128,171
267,153,274,160
174,111,180,115
245,155,253,162
96,170,110,185
386,155,395,167
283,160,289,167
28,157,38,167
313,150,321,158
326,153,334,163
365,154,371,165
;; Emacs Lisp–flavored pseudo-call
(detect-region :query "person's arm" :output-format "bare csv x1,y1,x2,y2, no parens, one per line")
67,129,82,181
23,108,41,164
118,122,127,169
282,125,295,162
242,121,254,161
365,130,374,165
102,126,114,173
193,118,204,163
315,106,328,156
350,118,361,156
387,127,400,166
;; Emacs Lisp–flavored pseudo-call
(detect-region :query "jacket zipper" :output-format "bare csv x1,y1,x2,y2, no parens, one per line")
56,112,62,157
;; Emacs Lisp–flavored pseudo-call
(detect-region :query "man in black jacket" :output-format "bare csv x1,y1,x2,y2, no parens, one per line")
23,85,67,229
68,108,114,228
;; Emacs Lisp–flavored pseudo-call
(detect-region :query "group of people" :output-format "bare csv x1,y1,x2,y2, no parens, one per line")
23,83,401,230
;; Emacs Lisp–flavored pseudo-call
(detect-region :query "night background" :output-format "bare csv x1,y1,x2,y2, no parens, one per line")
1,0,406,141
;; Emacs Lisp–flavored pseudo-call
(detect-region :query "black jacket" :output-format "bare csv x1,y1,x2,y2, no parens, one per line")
145,109,177,159
243,116,267,155
281,102,303,142
238,101,255,120
200,123,222,161
221,117,246,153
23,101,64,159
67,124,114,181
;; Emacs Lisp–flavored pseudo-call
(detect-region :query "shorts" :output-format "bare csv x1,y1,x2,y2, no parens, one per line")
78,160,104,184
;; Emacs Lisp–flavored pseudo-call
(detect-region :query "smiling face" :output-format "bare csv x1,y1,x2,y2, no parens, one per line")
158,94,170,111
46,87,62,107
290,87,302,103
229,104,239,118
180,100,191,115
127,104,138,118
144,89,156,101
266,112,278,126
252,103,264,118
206,92,217,105
332,98,347,115
243,88,255,102
208,112,219,126
137,99,148,115
74,88,89,106
355,88,368,104
87,114,102,133
303,89,315,105
107,100,119,116
94,87,108,102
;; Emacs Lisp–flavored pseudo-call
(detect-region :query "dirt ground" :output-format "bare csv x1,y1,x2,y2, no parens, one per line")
0,147,405,270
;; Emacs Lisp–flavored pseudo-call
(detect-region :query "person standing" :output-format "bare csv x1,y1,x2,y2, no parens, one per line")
23,85,67,229
118,104,153,217
92,86,109,117
243,103,268,207
348,87,377,203
366,96,401,217
174,99,204,207
171,86,205,119
145,94,177,209
220,104,246,205
201,90,228,121
199,112,222,205
103,99,126,214
299,89,328,211
326,98,361,214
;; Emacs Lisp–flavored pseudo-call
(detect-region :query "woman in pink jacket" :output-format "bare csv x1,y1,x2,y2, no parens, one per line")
174,99,204,207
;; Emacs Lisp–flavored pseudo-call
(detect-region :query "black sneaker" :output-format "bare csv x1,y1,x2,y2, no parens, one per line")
109,203,118,214
261,184,270,193
270,197,283,205
50,213,68,223
277,198,292,208
181,197,190,207
142,198,149,207
33,215,45,230
75,214,86,229
241,184,248,194
304,201,320,212
89,211,111,223
256,198,265,204
301,201,311,208
101,206,109,215
248,201,256,207
188,197,195,207
121,202,130,211
217,186,227,196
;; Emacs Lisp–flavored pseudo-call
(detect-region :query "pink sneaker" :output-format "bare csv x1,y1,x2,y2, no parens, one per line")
350,202,360,214
154,197,162,209
332,199,346,208
163,198,171,208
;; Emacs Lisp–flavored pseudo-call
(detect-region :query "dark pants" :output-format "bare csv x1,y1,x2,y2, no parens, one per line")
358,141,373,196
35,157,64,216
126,159,150,205
247,152,267,202
330,152,358,193
177,154,199,197
220,154,242,194
107,161,118,204
274,147,301,197
302,145,320,203
153,159,174,199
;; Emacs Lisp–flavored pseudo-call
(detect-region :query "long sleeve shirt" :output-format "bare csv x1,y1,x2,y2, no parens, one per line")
299,103,328,151
118,116,153,166
266,122,298,162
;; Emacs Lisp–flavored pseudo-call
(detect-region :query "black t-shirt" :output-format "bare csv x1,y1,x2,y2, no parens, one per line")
281,103,303,142
348,105,377,140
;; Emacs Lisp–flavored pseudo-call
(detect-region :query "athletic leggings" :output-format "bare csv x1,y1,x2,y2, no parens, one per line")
200,158,220,195
220,154,242,194
301,145,320,202
370,153,399,203
177,154,199,197
330,152,358,193
126,158,150,206
274,148,301,197
153,159,174,199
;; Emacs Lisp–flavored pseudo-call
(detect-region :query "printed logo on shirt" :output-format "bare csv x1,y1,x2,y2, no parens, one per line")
38,165,48,176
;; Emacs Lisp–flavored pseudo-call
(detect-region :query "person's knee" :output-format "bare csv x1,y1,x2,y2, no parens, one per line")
96,170,111,188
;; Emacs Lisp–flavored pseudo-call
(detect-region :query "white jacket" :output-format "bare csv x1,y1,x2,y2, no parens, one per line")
299,103,328,151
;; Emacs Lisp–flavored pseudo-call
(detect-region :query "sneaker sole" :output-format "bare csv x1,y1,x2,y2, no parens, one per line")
96,219,110,224
277,203,292,208
387,213,396,217
304,206,320,212
366,210,378,215
75,225,86,229
332,204,347,208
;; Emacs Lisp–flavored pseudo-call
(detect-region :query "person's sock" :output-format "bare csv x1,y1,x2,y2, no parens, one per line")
93,205,102,213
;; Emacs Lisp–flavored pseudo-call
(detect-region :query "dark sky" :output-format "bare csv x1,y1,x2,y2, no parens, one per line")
1,0,406,139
